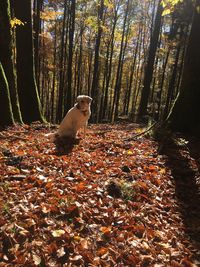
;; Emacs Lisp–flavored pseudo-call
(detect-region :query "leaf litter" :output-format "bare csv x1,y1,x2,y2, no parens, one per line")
0,123,200,266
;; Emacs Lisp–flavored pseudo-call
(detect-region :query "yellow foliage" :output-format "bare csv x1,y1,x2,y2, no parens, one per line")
162,8,171,16
10,17,25,28
85,16,98,30
40,10,63,21
162,0,182,6
161,0,183,16
104,0,114,10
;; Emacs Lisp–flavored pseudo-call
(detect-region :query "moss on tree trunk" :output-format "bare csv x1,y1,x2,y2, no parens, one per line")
0,62,14,126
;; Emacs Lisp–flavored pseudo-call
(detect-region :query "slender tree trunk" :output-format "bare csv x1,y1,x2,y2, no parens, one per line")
111,0,130,121
77,25,84,96
102,4,119,120
125,25,142,115
138,0,163,120
57,0,68,122
99,42,110,121
0,62,14,126
13,0,44,123
87,42,93,95
163,44,180,119
91,0,104,122
33,0,43,89
65,0,76,114
155,47,170,120
51,20,57,123
0,0,22,123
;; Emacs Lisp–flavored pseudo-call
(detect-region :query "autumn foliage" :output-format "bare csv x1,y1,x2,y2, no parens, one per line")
0,123,199,266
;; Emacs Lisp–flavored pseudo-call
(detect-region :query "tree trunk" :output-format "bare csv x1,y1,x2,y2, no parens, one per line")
65,0,76,114
91,0,104,122
111,0,130,121
156,47,170,120
51,20,57,123
167,0,200,135
76,25,84,97
163,44,180,120
13,0,44,123
138,0,163,120
33,0,43,90
102,3,119,120
57,0,68,122
125,24,142,115
0,0,22,123
99,42,110,121
0,62,14,126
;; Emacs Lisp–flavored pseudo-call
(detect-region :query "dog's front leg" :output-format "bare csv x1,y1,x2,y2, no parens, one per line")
83,120,89,138
83,125,86,138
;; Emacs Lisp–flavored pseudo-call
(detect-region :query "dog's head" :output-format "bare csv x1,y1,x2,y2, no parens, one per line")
76,95,92,111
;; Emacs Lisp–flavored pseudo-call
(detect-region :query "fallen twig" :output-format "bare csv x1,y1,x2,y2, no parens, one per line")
124,121,158,141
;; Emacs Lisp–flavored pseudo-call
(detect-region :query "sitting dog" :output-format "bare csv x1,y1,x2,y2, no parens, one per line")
57,95,92,139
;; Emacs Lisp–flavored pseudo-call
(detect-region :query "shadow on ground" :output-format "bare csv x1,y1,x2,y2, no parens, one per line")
159,134,200,256
54,136,80,155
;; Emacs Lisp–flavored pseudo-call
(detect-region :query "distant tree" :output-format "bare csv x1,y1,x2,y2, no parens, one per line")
0,63,14,126
167,0,200,135
0,0,22,123
12,0,44,123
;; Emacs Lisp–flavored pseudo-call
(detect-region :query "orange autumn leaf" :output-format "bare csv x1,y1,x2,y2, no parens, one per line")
100,226,111,235
97,247,108,256
75,182,86,192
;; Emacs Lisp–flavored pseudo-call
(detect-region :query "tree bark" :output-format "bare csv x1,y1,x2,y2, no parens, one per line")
101,2,119,121
0,0,22,123
91,0,104,122
0,62,14,126
110,0,130,121
57,0,68,122
167,0,200,135
163,44,180,120
138,0,163,120
64,0,76,114
13,0,44,123
33,0,43,90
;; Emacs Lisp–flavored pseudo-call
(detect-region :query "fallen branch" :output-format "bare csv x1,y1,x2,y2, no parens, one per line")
124,121,158,141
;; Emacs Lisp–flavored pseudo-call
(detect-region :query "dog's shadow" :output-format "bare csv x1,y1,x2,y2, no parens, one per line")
54,136,80,155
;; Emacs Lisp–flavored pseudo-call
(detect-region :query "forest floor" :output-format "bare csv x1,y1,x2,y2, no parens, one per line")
0,122,200,267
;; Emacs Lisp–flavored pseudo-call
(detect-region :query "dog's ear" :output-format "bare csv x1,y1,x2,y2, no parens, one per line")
76,102,81,109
